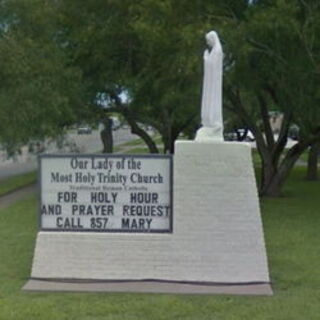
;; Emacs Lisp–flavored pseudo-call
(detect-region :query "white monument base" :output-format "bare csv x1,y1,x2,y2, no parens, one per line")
25,141,271,294
173,141,270,284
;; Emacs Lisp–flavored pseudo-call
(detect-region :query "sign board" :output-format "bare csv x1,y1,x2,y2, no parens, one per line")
39,154,172,233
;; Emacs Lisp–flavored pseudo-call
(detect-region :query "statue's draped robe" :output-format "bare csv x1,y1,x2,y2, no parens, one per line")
201,37,223,129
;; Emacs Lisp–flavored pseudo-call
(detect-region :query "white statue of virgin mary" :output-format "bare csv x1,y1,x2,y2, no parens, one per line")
195,30,224,141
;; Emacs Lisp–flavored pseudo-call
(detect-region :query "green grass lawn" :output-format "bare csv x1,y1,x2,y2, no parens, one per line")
0,171,37,196
122,146,150,154
119,135,163,148
118,137,146,147
113,135,164,154
0,168,319,319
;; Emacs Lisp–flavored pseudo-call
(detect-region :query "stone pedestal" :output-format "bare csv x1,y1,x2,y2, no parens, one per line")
173,141,270,283
24,141,271,294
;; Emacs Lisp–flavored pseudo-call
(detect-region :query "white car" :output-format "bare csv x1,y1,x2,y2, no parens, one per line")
77,126,92,134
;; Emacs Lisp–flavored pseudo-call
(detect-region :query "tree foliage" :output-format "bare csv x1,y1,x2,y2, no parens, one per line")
58,0,250,152
222,0,320,196
58,0,202,152
0,0,84,153
1,0,319,196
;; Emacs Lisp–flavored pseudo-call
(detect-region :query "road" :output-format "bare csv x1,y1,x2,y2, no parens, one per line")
0,128,138,180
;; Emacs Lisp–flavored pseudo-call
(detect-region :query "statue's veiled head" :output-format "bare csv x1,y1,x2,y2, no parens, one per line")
205,31,218,48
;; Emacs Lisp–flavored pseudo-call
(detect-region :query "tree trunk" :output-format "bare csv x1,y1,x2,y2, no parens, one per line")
163,136,176,154
162,127,180,154
107,91,159,154
260,142,308,196
100,117,113,153
306,141,320,181
259,157,278,196
169,138,175,154
260,163,290,197
125,116,159,153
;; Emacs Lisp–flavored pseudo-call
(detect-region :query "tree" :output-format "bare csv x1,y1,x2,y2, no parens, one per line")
59,0,253,153
222,0,320,196
58,0,251,153
0,0,84,154
306,142,319,181
56,0,319,196
100,116,113,153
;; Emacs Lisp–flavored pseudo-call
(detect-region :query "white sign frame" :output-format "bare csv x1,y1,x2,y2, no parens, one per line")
39,154,173,233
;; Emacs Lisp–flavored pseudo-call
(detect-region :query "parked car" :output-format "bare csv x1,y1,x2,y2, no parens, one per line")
224,129,255,142
288,124,299,141
224,132,237,141
77,125,92,134
111,118,121,131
